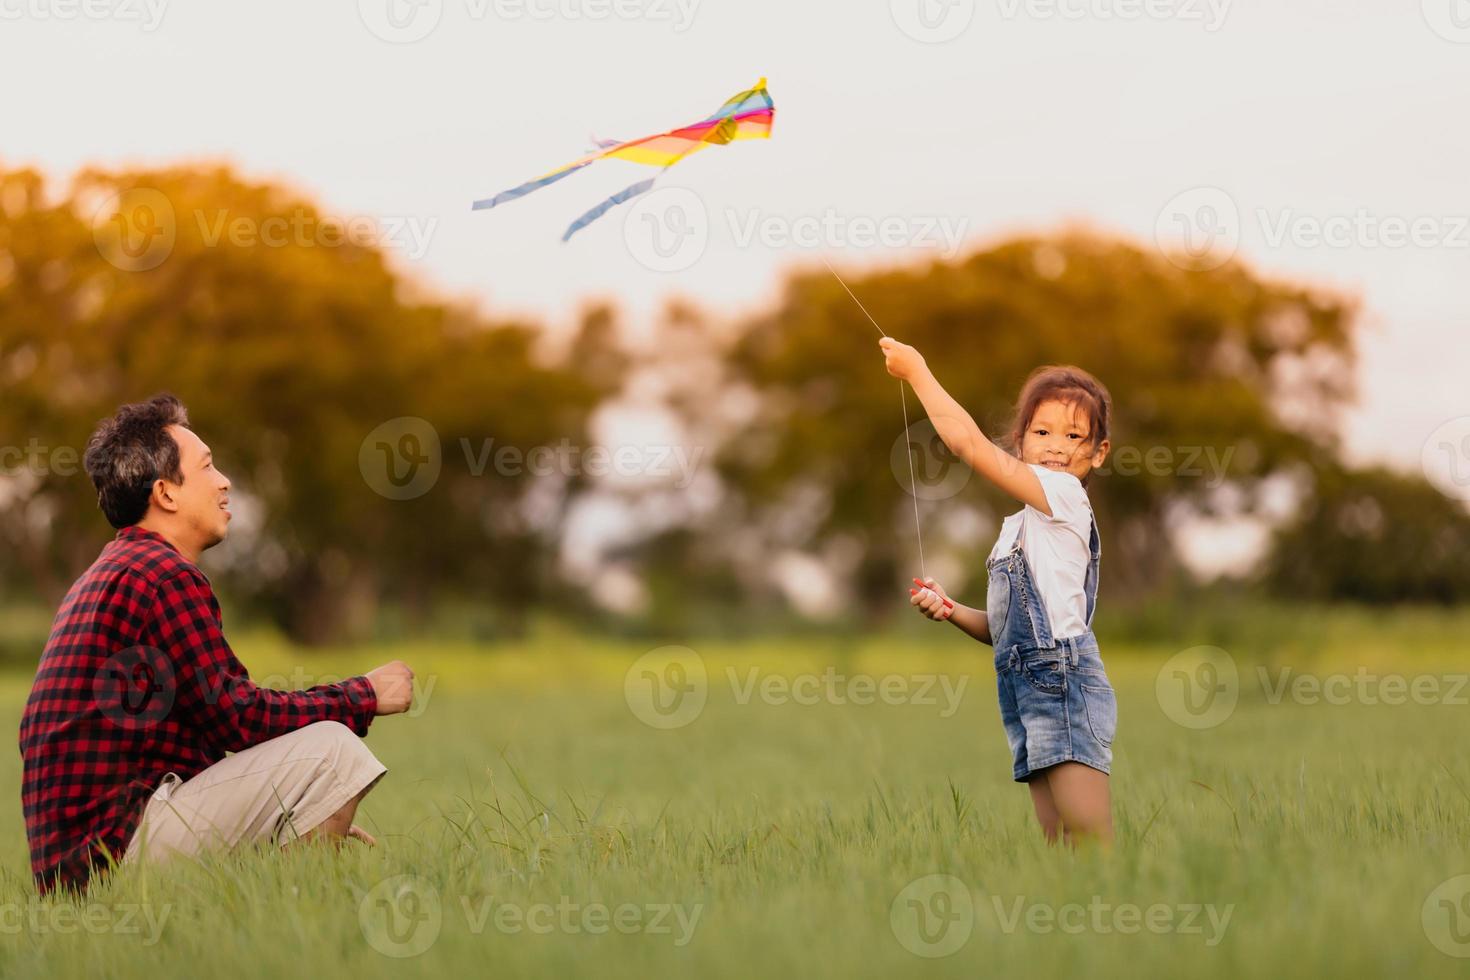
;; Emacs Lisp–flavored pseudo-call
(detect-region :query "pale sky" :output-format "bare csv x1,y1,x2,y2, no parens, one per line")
4,0,1467,490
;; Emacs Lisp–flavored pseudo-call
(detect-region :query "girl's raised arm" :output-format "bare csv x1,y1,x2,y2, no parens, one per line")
879,338,1052,516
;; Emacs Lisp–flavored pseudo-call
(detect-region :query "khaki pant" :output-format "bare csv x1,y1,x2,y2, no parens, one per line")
123,721,387,865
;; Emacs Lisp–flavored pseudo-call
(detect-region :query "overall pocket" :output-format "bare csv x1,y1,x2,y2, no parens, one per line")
1081,682,1117,747
986,565,1012,642
1018,657,1065,695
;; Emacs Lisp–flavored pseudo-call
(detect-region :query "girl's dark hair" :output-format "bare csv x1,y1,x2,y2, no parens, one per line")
83,395,191,529
1000,365,1112,487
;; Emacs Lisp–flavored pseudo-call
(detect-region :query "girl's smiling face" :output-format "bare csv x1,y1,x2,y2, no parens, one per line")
1020,397,1110,482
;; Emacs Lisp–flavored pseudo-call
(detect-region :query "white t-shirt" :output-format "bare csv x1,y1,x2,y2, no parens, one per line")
986,463,1096,640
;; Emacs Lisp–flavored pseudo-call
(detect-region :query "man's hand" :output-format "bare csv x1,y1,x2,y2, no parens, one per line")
879,337,928,383
365,660,414,715
909,577,954,622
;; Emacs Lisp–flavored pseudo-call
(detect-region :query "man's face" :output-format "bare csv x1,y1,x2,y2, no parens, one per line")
161,425,232,549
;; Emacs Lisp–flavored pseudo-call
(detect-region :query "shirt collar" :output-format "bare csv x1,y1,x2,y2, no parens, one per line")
116,524,184,558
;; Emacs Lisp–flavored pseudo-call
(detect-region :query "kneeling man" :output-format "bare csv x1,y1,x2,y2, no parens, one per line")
19,395,414,894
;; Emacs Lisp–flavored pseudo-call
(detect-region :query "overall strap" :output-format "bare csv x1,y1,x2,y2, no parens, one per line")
1083,515,1101,628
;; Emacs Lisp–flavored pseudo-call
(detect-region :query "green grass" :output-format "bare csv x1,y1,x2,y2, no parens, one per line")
0,622,1467,978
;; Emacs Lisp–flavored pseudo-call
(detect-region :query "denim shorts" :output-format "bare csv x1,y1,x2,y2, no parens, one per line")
995,633,1116,782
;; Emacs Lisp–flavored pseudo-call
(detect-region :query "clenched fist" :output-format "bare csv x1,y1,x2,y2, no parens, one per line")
879,337,927,383
365,660,415,715
909,577,954,622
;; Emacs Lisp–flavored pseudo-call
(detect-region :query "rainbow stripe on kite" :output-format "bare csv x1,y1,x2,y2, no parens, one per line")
473,77,775,241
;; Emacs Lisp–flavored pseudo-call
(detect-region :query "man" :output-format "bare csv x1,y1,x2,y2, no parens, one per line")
19,395,415,894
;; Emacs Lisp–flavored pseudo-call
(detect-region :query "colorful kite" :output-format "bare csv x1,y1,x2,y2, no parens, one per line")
472,77,775,241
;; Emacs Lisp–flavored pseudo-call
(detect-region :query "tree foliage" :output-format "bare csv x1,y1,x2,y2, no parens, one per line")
2,164,1458,641
1261,464,1470,604
0,165,612,640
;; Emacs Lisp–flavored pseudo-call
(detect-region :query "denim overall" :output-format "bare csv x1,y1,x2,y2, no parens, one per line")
985,510,1116,782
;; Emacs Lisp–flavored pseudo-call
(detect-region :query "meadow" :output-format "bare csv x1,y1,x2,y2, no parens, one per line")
0,607,1467,978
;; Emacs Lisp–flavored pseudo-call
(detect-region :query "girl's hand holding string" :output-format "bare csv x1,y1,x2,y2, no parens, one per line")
879,337,927,382
909,576,955,621
909,578,993,645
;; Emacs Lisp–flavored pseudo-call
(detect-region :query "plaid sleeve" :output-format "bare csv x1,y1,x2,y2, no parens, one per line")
151,571,378,751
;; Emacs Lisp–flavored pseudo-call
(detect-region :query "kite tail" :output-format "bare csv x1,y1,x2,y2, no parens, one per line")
471,161,593,211
560,172,662,242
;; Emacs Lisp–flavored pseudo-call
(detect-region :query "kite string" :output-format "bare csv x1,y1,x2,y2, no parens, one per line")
820,258,928,582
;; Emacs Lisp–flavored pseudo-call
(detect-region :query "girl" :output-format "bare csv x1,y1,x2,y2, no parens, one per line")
879,338,1116,846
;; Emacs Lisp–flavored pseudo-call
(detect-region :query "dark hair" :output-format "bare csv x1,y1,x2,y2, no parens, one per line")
83,395,191,529
1001,365,1112,487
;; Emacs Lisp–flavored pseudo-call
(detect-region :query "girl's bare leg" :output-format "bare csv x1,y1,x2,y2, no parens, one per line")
1043,762,1113,847
1027,771,1067,845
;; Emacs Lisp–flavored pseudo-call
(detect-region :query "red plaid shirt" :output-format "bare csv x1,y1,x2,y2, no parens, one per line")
19,526,378,894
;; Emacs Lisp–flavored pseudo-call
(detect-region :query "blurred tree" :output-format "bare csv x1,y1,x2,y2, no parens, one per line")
5,163,1449,637
1260,464,1470,604
0,164,613,642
